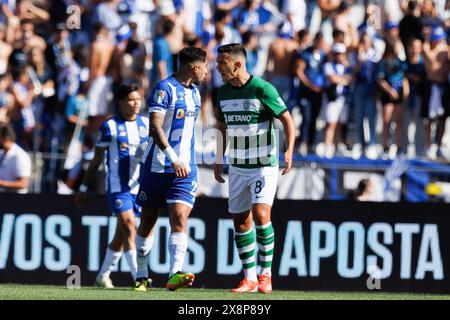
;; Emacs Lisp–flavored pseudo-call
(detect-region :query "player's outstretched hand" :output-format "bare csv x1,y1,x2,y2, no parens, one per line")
214,164,225,183
282,150,293,175
74,191,86,210
173,161,189,179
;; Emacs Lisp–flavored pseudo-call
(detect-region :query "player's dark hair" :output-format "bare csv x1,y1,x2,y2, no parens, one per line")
178,46,206,66
117,84,139,101
0,123,16,142
217,43,247,59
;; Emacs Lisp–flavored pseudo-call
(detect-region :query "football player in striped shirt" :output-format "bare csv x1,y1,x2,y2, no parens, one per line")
214,43,296,294
133,47,208,291
75,84,149,288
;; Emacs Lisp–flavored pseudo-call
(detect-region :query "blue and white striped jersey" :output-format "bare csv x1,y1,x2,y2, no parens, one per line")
142,75,201,173
96,114,149,195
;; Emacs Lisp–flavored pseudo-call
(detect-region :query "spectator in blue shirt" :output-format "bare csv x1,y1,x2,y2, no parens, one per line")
351,32,379,157
405,37,427,156
151,18,175,85
242,30,258,74
294,32,326,155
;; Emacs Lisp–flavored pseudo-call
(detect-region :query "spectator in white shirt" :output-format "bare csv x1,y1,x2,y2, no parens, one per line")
281,0,307,33
0,123,32,193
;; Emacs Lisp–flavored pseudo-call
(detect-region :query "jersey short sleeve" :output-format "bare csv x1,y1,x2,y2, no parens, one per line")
261,82,288,118
147,82,171,114
154,38,171,64
96,121,112,148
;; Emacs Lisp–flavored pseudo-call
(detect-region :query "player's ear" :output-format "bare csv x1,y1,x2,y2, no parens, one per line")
234,60,241,71
193,64,200,74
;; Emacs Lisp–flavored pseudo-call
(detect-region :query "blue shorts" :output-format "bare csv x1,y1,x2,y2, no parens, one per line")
136,171,197,209
107,192,141,217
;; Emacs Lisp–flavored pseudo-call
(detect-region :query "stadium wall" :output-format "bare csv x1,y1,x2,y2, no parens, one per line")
0,194,449,294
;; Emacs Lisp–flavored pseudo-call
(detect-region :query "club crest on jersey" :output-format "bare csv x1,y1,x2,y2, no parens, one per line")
139,127,147,138
118,125,125,131
120,142,128,151
243,99,251,111
115,199,123,209
154,90,166,103
176,108,185,119
177,91,185,100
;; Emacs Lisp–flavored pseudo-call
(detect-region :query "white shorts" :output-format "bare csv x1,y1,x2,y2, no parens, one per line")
324,96,349,124
228,167,278,214
88,76,112,116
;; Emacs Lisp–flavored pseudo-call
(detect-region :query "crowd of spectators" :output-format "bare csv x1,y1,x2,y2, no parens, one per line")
0,0,449,193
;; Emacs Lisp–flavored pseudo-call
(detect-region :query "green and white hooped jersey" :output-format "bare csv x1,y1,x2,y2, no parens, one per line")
216,76,288,170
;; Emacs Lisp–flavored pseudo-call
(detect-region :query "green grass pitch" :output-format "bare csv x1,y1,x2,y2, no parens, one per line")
0,284,449,300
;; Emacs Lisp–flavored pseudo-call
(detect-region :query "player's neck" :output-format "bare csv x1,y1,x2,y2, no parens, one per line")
119,111,136,122
174,71,193,88
230,72,251,88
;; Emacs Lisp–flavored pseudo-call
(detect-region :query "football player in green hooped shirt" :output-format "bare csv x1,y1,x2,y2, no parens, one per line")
214,43,296,294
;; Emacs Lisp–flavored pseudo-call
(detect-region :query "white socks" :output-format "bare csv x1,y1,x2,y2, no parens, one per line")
168,232,188,277
136,234,154,279
123,249,137,279
98,248,122,278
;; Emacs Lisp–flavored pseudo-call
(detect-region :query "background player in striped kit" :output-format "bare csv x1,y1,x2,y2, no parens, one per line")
214,43,295,294
75,84,149,288
133,47,208,292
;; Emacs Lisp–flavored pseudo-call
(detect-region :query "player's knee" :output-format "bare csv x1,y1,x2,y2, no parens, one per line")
168,210,188,232
233,217,252,232
123,222,136,236
137,220,152,236
252,209,271,225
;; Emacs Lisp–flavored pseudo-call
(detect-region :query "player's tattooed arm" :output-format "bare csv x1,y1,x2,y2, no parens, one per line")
150,112,189,178
75,146,106,209
149,112,170,150
214,121,227,183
